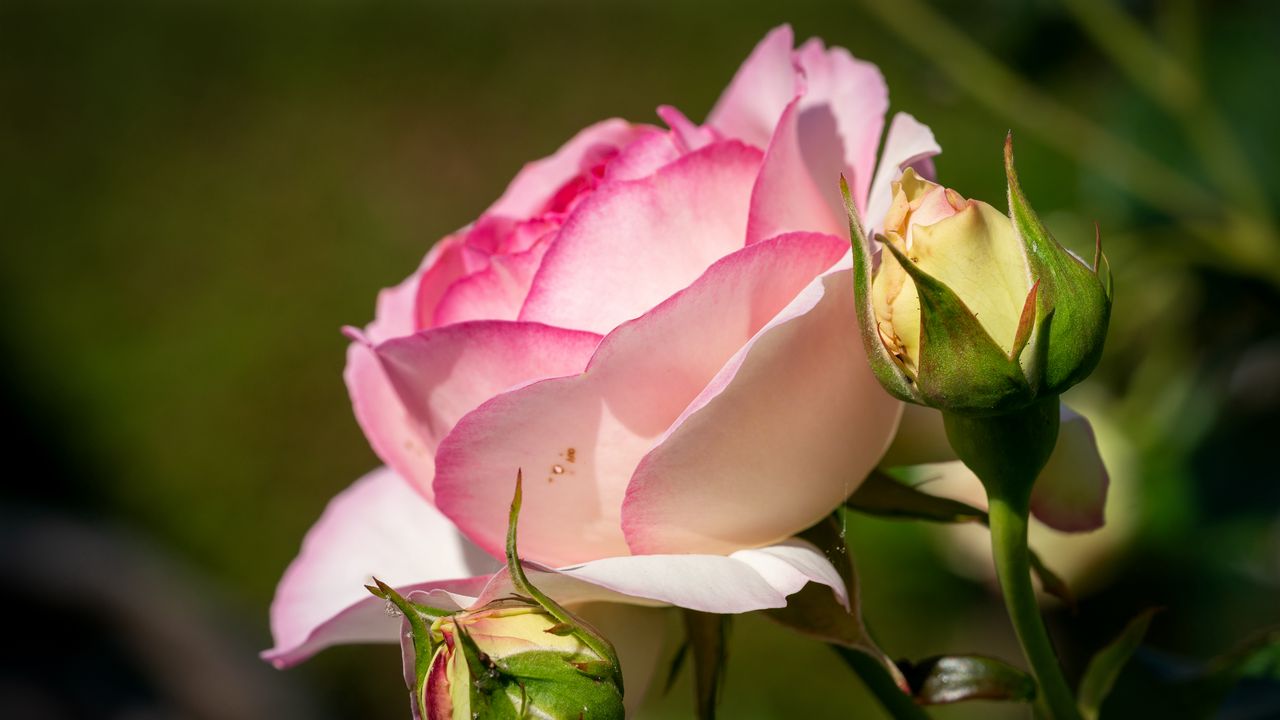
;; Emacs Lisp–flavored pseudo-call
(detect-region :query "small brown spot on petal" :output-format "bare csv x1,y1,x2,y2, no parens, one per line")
566,448,576,463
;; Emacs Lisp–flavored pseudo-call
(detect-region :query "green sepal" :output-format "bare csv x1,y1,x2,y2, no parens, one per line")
841,175,921,403
1077,608,1160,720
882,238,1034,414
1005,134,1112,394
497,651,626,720
506,471,624,690
899,655,1037,704
366,578,452,718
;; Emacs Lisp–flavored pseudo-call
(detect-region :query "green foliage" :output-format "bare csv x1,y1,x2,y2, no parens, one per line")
1077,609,1159,720
899,655,1037,705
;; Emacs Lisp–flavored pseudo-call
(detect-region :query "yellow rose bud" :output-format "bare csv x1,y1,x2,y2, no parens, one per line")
423,601,623,720
845,135,1112,416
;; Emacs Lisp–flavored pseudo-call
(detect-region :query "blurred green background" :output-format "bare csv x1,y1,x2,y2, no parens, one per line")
2,0,1277,718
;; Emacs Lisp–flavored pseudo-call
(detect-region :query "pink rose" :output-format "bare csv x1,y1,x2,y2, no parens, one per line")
265,25,1106,694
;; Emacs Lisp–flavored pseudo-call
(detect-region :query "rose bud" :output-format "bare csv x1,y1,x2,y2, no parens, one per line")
846,134,1112,419
372,473,624,720
418,600,624,720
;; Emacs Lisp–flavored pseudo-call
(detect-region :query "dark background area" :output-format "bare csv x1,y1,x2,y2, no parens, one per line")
2,1,1277,717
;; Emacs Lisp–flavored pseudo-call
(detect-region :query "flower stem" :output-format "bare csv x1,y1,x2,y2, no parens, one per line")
832,645,929,720
987,490,1081,720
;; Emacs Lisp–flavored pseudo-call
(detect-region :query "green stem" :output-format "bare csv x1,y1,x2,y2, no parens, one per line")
988,491,1081,720
832,645,929,720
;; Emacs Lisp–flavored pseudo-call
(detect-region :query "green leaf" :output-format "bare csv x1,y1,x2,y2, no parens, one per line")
845,472,1076,608
1085,625,1280,717
900,655,1037,704
842,174,920,403
682,610,729,720
1078,608,1160,719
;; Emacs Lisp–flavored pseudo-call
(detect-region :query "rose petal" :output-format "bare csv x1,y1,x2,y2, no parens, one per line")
485,118,648,219
555,538,848,613
435,233,849,566
464,537,846,615
657,105,717,154
518,140,763,334
622,265,903,555
344,340,437,501
412,233,472,332
263,468,499,668
371,321,602,485
1030,405,1110,532
366,267,425,343
746,95,845,245
603,129,683,183
431,236,553,326
792,37,888,216
706,25,799,150
865,112,941,233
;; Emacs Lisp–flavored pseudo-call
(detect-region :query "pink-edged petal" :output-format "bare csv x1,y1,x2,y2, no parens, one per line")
367,267,425,343
344,340,437,501
1031,406,1110,532
657,105,717,153
518,140,763,334
865,112,941,233
602,129,683,183
706,25,799,150
431,238,552,326
747,95,845,244
436,232,850,566
264,467,499,668
792,37,888,216
485,118,648,219
371,321,601,467
623,264,903,555
413,233,471,332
